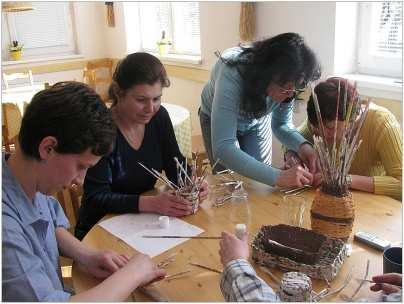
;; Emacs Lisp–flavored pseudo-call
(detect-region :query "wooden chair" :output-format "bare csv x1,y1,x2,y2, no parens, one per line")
55,183,83,229
2,103,22,152
3,70,34,89
53,183,83,289
83,59,114,102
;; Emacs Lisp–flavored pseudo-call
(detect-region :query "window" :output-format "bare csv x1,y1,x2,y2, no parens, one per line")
1,2,77,61
137,2,201,56
357,2,402,78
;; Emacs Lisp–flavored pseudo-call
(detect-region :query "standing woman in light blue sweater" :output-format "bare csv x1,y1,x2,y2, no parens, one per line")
199,32,321,188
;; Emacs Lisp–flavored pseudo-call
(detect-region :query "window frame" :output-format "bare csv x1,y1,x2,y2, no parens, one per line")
1,2,78,61
137,2,201,57
357,2,402,78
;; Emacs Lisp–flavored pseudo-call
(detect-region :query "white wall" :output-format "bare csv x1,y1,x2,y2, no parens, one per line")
256,2,336,77
102,2,127,59
199,2,241,69
73,2,108,59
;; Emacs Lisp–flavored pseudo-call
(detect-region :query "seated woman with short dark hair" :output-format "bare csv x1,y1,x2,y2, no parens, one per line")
285,77,402,200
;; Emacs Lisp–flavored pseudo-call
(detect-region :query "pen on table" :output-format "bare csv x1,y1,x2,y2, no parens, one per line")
142,235,222,239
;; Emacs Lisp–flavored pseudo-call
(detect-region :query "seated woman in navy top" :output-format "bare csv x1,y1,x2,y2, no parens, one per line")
75,53,209,240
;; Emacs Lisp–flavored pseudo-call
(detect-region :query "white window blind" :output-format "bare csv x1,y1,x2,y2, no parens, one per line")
371,2,402,57
138,2,201,56
2,2,77,61
357,2,402,78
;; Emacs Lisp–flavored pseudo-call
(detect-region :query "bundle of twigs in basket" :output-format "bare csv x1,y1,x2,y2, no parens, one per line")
138,155,219,193
311,79,369,196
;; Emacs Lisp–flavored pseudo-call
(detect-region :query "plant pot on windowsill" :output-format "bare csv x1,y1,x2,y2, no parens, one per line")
9,41,23,61
9,50,23,61
156,30,172,56
157,42,171,56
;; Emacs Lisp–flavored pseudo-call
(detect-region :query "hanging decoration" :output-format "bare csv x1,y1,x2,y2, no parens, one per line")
105,2,115,27
239,2,256,42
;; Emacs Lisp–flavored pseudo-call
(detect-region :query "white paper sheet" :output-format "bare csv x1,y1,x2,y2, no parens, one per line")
98,213,204,257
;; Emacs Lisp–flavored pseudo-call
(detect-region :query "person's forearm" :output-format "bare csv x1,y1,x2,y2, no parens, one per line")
69,265,142,302
373,176,402,200
56,227,95,263
215,143,281,186
350,175,374,193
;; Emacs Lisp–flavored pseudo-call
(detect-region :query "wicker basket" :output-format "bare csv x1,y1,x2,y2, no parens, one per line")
279,272,312,302
178,188,200,214
252,224,347,281
310,189,355,241
261,224,326,265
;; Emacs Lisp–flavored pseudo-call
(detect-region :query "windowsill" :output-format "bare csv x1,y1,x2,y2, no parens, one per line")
148,52,202,67
339,73,402,101
2,54,85,67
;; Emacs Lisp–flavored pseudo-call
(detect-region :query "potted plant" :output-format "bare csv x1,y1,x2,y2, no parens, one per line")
9,40,23,61
156,31,172,56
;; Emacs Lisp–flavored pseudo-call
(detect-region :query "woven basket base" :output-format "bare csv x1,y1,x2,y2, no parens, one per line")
252,225,348,281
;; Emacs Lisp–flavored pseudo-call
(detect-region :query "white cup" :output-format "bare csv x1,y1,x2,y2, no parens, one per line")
158,216,170,229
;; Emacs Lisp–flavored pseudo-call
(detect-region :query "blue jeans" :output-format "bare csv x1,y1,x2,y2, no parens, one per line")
199,108,272,173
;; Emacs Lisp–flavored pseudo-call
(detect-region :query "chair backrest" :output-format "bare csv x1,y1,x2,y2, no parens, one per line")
83,59,114,102
55,183,83,227
2,103,22,152
3,70,34,90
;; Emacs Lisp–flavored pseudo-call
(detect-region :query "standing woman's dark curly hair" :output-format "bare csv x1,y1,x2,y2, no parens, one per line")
218,32,321,118
108,52,170,106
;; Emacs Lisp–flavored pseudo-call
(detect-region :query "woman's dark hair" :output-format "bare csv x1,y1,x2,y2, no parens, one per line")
218,32,321,118
109,52,170,105
307,77,359,126
19,81,116,160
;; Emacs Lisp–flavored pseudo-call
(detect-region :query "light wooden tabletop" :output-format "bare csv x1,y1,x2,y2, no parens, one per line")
72,174,402,302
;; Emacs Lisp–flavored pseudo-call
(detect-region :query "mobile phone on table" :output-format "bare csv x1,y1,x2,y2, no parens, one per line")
354,231,391,251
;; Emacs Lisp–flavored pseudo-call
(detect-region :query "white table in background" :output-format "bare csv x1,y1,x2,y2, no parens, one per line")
162,102,192,159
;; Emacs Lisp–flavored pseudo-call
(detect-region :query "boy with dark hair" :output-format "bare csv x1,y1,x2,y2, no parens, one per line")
2,82,165,301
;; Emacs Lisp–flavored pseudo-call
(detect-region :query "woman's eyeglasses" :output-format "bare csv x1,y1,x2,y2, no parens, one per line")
279,87,307,95
277,81,307,96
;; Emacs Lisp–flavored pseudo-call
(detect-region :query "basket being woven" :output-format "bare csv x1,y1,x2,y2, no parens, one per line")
262,224,326,265
279,272,312,302
310,189,355,241
252,224,348,281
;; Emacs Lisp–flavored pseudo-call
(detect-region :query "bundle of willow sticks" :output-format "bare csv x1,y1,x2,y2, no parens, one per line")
311,80,369,196
138,154,219,194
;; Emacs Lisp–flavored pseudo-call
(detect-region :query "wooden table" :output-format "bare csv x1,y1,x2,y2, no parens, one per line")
72,175,402,301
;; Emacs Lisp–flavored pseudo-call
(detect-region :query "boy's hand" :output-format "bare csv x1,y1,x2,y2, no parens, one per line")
81,249,130,279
